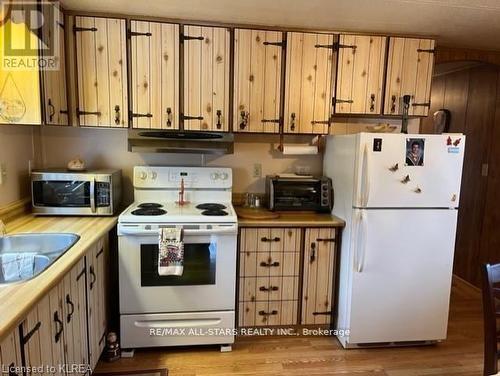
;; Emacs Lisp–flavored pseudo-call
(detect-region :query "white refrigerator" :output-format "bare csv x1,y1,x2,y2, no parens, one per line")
324,133,465,348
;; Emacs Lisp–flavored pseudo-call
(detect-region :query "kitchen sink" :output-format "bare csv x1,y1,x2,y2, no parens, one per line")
0,233,80,284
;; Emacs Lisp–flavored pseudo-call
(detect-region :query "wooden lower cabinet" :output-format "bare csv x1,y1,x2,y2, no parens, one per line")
301,228,336,325
21,284,66,376
0,329,22,376
238,227,338,328
7,233,109,375
87,235,109,370
62,258,89,375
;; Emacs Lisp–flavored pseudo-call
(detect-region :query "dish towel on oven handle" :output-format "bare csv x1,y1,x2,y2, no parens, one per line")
158,228,184,276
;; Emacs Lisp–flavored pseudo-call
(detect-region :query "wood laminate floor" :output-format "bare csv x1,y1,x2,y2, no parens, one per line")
96,278,484,375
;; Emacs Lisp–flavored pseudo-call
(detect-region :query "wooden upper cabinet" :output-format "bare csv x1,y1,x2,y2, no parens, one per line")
234,29,283,133
41,2,68,125
335,35,387,115
284,32,336,134
183,25,230,132
0,2,41,125
130,21,180,129
74,16,128,127
384,37,435,116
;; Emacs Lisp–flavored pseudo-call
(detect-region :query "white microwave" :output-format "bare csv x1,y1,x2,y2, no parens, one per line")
31,169,122,216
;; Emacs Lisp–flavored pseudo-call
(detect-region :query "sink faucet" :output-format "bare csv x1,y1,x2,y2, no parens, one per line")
0,220,6,236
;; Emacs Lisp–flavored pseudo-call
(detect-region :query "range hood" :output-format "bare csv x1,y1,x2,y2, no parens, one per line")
128,129,234,154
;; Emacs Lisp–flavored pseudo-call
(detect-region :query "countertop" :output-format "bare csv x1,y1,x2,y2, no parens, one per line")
235,207,345,227
0,214,117,342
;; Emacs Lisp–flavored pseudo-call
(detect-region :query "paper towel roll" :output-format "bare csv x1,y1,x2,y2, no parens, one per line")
282,144,318,155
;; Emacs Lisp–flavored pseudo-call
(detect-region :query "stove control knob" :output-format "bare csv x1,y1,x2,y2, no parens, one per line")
220,172,229,180
211,172,220,180
150,171,157,180
139,171,147,180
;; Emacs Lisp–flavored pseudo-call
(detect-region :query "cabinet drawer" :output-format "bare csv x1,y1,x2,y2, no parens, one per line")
239,275,300,302
240,228,301,253
239,300,298,327
240,251,301,277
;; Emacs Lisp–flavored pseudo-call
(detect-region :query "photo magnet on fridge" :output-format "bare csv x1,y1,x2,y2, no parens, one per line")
405,138,425,166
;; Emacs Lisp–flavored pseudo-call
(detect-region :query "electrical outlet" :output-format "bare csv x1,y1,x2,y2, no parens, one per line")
253,163,262,178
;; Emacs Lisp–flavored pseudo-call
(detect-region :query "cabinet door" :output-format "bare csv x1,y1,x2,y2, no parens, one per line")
183,25,230,131
41,2,68,125
301,228,336,325
74,16,128,127
284,32,336,134
130,20,179,129
22,286,65,376
335,35,387,114
87,236,108,369
62,258,89,376
0,2,41,125
0,329,22,376
233,29,283,133
384,37,435,116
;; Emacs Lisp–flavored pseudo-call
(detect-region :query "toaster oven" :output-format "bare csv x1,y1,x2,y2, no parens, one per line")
266,175,333,212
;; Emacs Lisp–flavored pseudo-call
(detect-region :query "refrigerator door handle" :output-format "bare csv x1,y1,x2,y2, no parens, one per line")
360,144,371,207
356,210,367,273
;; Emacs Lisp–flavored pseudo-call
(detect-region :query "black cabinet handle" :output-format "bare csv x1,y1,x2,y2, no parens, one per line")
216,110,222,129
89,265,96,290
370,94,376,112
239,111,249,129
258,310,278,316
290,112,296,131
54,311,63,343
310,242,316,263
48,98,55,122
166,107,172,127
261,237,280,242
260,261,280,267
313,311,332,316
96,247,104,258
316,238,335,242
66,294,75,323
259,286,279,292
21,321,41,345
114,105,120,125
390,95,397,114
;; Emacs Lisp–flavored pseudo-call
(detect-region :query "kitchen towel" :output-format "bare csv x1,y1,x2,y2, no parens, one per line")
1,253,36,282
158,228,184,276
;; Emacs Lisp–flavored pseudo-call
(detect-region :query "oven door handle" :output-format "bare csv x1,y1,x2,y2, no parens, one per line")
90,178,96,213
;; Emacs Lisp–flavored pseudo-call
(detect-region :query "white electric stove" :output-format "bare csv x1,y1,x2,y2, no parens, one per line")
118,166,238,351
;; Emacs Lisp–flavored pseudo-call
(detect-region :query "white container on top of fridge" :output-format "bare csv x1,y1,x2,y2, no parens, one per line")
324,132,465,348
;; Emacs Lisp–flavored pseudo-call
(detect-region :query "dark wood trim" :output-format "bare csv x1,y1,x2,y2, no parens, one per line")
62,9,437,41
125,18,133,128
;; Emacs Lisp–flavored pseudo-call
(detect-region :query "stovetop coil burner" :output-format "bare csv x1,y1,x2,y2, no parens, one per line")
138,203,163,208
131,208,167,216
201,210,228,216
196,203,227,211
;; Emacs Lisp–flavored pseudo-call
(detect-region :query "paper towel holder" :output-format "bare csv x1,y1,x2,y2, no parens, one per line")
276,135,325,154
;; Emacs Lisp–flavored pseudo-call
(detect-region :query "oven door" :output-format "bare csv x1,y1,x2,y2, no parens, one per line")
118,224,237,314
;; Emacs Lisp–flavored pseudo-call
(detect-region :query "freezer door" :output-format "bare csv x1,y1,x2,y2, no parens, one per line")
353,133,465,208
347,208,457,345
